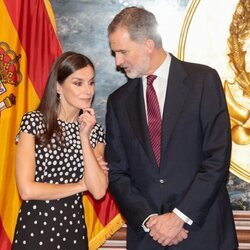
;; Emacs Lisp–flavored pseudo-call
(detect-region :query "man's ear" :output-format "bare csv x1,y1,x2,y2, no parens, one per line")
144,39,155,53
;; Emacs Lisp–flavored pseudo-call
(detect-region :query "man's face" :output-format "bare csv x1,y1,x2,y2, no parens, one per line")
109,27,151,79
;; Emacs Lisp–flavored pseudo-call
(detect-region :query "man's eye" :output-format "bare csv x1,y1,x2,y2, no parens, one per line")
90,81,95,86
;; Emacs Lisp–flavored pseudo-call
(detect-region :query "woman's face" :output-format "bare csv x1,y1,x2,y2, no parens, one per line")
57,65,95,112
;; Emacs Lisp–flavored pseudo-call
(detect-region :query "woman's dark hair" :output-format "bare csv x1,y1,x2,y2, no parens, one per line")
36,51,94,146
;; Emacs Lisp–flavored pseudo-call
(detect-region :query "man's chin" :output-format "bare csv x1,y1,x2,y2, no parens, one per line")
126,72,138,79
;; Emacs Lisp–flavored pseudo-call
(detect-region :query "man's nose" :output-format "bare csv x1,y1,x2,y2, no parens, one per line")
115,54,124,67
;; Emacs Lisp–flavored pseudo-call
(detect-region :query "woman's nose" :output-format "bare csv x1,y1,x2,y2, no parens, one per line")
82,84,91,94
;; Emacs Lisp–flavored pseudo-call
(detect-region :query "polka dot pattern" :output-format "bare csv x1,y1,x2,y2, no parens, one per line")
13,111,105,249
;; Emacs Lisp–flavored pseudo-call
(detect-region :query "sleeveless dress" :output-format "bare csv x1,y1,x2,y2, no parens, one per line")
12,111,105,250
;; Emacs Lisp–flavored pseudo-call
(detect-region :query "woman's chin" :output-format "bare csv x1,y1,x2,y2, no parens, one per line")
80,104,91,110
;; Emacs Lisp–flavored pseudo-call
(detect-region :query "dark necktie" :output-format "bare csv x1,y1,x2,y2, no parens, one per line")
146,75,162,166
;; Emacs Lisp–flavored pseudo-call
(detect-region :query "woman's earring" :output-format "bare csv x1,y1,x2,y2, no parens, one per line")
57,93,61,101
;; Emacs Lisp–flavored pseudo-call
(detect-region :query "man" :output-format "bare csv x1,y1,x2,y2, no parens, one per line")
105,6,238,250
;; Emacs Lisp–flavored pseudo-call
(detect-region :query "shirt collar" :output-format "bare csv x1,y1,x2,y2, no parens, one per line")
154,53,171,80
143,53,171,81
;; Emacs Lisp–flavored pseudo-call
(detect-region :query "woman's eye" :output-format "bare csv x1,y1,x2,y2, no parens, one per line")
90,81,95,86
73,81,82,86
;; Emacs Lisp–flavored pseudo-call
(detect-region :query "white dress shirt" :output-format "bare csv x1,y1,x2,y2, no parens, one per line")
141,53,193,232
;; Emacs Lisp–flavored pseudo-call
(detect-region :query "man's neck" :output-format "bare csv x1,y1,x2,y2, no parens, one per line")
147,49,168,75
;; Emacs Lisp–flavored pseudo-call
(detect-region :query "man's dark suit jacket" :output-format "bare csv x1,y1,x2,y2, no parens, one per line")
105,55,238,250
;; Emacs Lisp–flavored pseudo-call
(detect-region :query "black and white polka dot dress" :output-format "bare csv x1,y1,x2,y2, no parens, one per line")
12,111,105,250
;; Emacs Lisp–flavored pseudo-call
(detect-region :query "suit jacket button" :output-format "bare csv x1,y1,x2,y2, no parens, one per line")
159,179,165,184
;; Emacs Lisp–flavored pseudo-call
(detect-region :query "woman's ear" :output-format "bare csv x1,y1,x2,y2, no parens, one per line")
56,82,62,95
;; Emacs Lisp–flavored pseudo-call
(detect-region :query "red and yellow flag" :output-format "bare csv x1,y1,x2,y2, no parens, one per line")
84,192,124,249
0,1,124,249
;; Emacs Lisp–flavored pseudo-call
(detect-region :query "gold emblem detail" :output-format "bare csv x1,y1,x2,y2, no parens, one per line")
0,42,22,113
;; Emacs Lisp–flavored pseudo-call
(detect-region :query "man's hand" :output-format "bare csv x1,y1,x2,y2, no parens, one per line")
146,212,188,246
167,229,188,246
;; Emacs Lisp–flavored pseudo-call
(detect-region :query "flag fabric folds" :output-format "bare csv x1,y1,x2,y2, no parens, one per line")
84,192,124,249
0,1,124,249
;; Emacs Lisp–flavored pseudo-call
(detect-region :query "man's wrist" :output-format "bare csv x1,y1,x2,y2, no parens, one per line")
173,208,193,225
141,213,158,232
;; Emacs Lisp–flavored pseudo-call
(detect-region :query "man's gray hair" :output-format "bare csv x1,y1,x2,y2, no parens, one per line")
108,6,162,48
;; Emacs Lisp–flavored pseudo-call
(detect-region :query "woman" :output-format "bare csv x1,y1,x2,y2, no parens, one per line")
12,51,108,249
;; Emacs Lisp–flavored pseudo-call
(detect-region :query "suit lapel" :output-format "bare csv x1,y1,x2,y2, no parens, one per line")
126,78,156,166
125,56,190,167
161,56,189,154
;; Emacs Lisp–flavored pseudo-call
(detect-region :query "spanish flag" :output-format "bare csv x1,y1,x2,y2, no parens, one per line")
0,1,124,249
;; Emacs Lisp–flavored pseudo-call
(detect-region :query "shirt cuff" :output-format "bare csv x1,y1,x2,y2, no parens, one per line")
173,208,193,225
141,213,158,232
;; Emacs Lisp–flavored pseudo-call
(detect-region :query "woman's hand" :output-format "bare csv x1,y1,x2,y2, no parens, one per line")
78,177,87,192
79,108,96,140
96,156,109,175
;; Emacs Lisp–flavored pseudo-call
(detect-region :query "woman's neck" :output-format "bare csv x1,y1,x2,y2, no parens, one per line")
58,108,79,123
